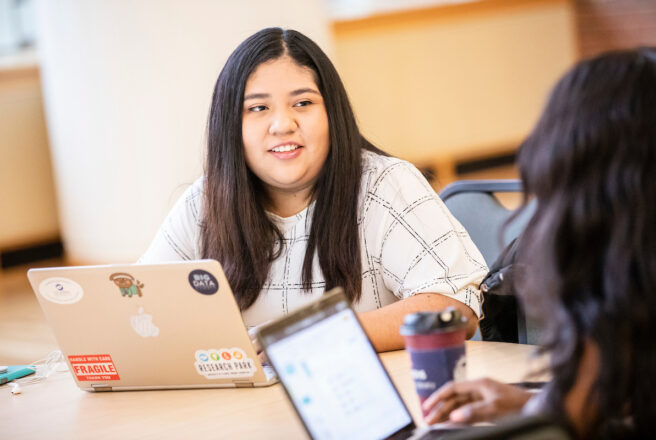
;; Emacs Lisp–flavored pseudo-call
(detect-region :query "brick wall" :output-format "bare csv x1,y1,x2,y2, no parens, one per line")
574,0,656,58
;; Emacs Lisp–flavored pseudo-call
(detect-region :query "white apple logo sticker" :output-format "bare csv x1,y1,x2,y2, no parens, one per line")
130,307,160,337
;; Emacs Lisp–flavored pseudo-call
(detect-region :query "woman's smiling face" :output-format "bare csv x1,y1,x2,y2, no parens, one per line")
241,56,330,210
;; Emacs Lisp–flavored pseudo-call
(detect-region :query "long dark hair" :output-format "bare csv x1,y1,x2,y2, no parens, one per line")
202,28,381,310
515,47,656,438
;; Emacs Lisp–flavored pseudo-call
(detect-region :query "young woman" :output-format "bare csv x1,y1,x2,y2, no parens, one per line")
422,47,656,438
140,28,487,351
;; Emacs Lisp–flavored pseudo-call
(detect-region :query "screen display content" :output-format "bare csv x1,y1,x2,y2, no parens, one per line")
266,306,412,440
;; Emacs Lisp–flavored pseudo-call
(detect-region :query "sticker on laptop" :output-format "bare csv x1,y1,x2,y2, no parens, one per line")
130,306,160,338
39,277,84,304
194,348,256,379
109,272,144,297
188,270,219,295
68,354,120,381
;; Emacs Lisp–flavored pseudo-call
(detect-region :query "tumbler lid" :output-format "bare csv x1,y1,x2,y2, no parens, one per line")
400,307,466,335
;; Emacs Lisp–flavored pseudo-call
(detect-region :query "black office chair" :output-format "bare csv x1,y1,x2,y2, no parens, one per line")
439,179,538,344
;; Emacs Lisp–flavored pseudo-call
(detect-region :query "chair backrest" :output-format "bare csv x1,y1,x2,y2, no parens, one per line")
439,180,532,266
439,179,539,344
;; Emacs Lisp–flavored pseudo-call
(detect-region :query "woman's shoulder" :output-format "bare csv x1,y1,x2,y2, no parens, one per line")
362,149,409,172
178,175,205,206
188,175,206,195
167,176,205,227
361,150,429,194
175,176,204,205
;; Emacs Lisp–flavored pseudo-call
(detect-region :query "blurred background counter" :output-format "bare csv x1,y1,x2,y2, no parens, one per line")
0,0,655,267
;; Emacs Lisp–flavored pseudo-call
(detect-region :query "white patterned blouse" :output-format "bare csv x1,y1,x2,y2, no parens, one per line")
139,151,488,327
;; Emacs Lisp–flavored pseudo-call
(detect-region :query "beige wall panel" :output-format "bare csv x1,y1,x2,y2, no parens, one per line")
333,0,578,163
0,71,59,248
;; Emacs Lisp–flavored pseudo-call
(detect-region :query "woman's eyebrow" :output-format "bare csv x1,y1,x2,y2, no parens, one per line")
244,88,320,101
290,87,320,96
244,92,269,101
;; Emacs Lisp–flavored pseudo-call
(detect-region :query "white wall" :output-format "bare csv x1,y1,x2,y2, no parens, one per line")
35,0,331,263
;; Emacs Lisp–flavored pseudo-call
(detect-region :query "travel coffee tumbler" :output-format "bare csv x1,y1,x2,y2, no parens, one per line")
400,307,467,415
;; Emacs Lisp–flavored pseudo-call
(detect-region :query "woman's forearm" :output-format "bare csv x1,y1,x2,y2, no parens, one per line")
358,292,478,352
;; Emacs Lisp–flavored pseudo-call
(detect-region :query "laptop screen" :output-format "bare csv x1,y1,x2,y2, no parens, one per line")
262,298,414,440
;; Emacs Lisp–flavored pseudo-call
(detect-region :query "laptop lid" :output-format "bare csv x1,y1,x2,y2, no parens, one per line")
27,259,276,391
257,288,416,440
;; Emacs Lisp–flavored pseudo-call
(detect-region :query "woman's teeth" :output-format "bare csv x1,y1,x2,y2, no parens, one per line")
271,145,300,152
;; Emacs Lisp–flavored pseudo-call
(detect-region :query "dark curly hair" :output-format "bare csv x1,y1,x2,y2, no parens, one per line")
515,47,656,438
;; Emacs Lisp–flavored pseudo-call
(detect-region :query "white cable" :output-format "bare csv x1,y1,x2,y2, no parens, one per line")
9,382,22,394
8,350,68,394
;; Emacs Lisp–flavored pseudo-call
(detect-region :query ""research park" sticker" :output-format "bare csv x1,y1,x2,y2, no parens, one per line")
194,348,256,379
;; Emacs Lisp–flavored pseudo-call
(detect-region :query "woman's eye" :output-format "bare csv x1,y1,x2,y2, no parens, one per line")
248,105,267,112
293,100,312,107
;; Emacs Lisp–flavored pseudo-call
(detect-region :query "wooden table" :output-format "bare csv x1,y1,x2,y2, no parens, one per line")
1,341,548,439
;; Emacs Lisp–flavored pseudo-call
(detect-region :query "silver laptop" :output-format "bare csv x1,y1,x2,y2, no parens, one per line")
257,288,466,440
27,259,276,391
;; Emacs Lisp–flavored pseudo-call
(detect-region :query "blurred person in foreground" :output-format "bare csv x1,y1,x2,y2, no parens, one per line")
423,47,656,439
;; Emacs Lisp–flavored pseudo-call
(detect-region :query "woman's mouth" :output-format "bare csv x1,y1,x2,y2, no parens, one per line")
269,143,303,159
270,143,302,153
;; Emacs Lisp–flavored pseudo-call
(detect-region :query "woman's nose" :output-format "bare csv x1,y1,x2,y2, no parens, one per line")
269,108,298,135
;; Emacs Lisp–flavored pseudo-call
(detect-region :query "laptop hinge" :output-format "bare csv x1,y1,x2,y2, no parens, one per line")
232,380,254,388
91,384,113,392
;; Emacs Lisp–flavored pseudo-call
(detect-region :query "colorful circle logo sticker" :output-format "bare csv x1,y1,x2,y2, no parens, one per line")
188,270,219,295
39,277,84,304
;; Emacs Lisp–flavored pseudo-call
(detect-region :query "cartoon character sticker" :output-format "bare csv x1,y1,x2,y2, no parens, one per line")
109,273,144,297
130,307,160,337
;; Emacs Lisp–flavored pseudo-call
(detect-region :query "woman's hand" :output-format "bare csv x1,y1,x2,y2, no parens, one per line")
247,322,271,364
422,378,532,424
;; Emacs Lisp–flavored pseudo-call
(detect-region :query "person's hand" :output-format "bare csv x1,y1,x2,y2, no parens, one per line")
247,322,271,364
248,328,262,352
422,378,532,425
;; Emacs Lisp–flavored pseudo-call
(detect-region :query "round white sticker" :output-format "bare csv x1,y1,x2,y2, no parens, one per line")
39,277,84,304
